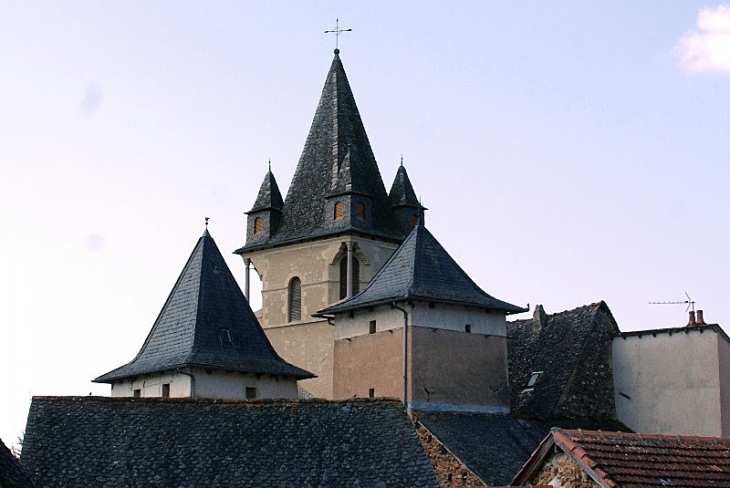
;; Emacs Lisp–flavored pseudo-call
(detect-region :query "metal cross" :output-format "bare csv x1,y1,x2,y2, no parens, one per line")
324,19,352,50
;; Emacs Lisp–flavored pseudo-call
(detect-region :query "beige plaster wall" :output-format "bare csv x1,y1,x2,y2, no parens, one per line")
718,336,730,437
410,303,506,336
612,330,723,436
409,326,509,409
111,369,298,399
242,235,398,399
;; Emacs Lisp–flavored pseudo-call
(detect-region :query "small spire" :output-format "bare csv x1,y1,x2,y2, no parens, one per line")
400,155,404,167
325,19,352,51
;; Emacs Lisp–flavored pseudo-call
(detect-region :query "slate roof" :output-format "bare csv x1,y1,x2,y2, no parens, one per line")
388,163,419,208
513,428,730,487
249,166,283,213
0,438,33,488
414,412,628,486
508,302,619,418
21,396,438,488
316,220,525,315
237,50,402,252
94,230,312,382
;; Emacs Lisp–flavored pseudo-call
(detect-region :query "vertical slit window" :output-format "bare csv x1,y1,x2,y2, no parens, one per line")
352,257,360,295
339,258,347,299
162,383,170,398
254,217,263,234
288,277,301,322
334,201,343,220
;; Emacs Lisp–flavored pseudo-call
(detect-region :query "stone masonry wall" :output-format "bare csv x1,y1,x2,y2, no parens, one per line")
415,420,486,487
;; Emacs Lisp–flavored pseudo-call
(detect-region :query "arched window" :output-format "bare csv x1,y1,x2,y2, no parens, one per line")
339,256,360,299
288,277,301,322
334,201,344,220
254,217,263,234
356,202,366,219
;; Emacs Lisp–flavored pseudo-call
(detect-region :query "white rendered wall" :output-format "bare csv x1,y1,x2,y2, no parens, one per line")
111,369,298,400
612,330,723,436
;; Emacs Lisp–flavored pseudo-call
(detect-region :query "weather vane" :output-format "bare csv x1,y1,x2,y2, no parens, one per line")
205,217,209,229
325,19,352,50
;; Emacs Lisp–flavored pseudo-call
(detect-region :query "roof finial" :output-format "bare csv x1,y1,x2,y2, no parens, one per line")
325,18,351,53
400,155,404,167
268,158,271,172
205,217,209,229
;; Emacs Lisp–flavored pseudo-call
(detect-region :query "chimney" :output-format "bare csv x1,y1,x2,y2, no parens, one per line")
696,309,705,325
533,304,548,331
688,310,696,326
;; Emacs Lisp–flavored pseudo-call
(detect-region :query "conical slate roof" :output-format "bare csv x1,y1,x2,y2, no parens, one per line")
250,166,283,213
389,163,419,208
239,50,402,251
95,230,313,383
316,220,526,315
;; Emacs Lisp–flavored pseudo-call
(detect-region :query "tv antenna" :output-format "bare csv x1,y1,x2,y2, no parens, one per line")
649,292,695,312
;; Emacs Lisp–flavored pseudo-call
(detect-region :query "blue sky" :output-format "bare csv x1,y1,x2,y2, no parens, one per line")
2,2,729,447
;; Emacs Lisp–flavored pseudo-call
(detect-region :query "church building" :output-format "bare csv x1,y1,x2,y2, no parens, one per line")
235,49,526,405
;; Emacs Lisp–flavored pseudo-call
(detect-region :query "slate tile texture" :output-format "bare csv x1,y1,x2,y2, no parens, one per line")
507,302,619,419
21,397,438,488
0,438,34,488
316,221,525,316
94,230,312,383
414,411,628,487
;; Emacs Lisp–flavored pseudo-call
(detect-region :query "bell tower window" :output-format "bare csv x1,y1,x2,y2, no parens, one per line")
288,277,301,322
334,201,344,220
254,217,263,234
339,256,360,299
356,202,366,219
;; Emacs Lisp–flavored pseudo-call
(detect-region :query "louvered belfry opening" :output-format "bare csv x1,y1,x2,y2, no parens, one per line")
289,277,301,322
339,256,360,299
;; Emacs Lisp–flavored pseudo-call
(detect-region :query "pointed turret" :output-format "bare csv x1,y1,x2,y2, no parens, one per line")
239,50,402,253
246,165,284,244
389,160,423,234
317,219,526,316
95,229,313,387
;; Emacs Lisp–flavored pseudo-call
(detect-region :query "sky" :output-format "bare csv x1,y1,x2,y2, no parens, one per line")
2,2,730,449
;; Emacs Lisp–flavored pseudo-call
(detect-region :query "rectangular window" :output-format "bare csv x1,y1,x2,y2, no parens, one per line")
369,320,377,334
246,387,257,399
368,388,375,398
133,389,141,398
161,383,170,398
220,328,232,345
465,324,471,333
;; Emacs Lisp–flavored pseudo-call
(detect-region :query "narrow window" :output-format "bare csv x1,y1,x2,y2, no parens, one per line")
410,213,418,229
356,202,366,219
220,328,232,345
369,320,377,334
246,387,258,399
288,277,301,322
133,389,141,398
254,217,263,234
465,324,471,333
339,256,360,299
368,388,375,398
162,383,170,398
334,201,343,220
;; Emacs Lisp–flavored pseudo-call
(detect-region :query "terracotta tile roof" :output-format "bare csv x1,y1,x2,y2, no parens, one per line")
94,230,312,383
514,428,730,487
22,397,438,487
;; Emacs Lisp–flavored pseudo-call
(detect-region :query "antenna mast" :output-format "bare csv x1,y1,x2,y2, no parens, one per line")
649,292,695,312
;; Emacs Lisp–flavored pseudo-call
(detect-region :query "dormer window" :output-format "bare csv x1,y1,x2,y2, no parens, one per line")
527,371,542,387
334,201,344,220
356,202,366,219
254,217,263,234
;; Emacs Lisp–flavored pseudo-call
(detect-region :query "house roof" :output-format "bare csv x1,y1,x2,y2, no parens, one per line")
513,428,730,487
507,301,619,418
21,396,438,487
94,230,313,383
315,220,526,315
237,50,402,253
414,412,628,487
0,438,34,488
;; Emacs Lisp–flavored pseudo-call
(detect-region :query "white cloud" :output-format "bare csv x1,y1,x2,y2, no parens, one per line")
676,4,730,73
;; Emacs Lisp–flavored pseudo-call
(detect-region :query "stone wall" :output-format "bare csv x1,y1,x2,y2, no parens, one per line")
530,452,599,488
414,420,486,487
